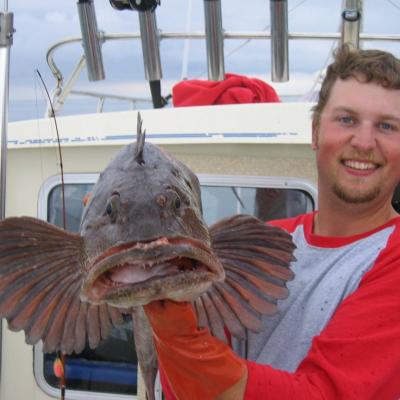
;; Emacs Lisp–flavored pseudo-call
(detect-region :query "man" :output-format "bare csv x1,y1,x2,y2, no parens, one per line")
144,46,400,399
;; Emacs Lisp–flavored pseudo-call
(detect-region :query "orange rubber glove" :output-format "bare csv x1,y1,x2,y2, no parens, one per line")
144,300,247,400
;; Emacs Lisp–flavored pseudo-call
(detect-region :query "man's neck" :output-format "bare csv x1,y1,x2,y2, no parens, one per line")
314,198,399,237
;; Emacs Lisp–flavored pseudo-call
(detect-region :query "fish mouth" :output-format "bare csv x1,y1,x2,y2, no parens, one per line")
81,236,225,308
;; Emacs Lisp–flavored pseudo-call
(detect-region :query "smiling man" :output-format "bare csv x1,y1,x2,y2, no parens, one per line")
144,46,400,400
312,52,400,238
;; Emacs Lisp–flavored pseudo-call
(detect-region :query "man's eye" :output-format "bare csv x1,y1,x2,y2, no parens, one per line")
339,115,354,125
379,121,396,132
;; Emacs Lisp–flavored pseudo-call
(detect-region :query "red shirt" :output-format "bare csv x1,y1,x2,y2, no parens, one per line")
245,213,400,399
161,213,400,399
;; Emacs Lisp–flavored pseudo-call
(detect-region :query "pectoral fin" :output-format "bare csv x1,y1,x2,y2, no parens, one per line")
197,214,295,342
0,217,124,354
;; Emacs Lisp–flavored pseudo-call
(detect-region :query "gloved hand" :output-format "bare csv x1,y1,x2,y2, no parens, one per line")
144,300,247,400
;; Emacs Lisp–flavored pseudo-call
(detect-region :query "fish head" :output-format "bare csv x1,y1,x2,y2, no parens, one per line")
80,141,225,308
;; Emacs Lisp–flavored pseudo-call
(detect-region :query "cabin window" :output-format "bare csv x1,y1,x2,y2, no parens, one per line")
35,173,316,399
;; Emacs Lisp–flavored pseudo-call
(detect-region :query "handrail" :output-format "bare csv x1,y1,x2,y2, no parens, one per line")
70,89,152,113
47,30,400,80
46,30,400,116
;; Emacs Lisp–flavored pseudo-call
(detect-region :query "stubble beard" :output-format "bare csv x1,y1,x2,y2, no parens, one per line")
332,181,381,204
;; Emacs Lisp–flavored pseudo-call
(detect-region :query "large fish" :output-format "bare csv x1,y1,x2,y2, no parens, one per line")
0,115,295,400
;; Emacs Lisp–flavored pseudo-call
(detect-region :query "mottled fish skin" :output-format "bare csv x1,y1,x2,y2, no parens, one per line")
0,114,295,400
79,139,226,307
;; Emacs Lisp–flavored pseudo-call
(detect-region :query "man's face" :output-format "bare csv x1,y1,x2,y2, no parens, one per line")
313,77,400,206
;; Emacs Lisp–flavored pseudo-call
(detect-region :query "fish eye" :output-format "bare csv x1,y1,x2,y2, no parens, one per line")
106,203,113,216
174,197,181,209
105,193,120,222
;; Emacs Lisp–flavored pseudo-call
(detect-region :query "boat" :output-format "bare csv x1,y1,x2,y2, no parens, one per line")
0,1,398,399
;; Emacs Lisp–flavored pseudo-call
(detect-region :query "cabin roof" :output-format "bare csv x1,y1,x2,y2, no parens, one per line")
7,102,313,149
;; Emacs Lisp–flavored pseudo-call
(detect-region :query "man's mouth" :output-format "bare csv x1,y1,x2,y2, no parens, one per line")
342,159,380,171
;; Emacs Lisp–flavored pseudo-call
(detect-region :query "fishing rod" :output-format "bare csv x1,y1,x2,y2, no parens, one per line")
36,69,67,400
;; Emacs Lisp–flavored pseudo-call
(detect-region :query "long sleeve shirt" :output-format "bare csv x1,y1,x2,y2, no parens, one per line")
244,212,400,399
160,212,400,399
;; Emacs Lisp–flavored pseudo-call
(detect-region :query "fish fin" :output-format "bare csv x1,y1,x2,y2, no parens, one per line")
200,214,295,341
0,216,125,354
135,112,146,165
194,291,228,343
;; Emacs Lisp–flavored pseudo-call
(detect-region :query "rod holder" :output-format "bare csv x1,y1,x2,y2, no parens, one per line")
204,0,225,81
0,11,13,47
341,0,362,49
77,0,105,81
138,9,162,82
270,0,289,82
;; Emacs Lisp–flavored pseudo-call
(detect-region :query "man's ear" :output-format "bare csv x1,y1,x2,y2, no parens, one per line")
311,120,319,150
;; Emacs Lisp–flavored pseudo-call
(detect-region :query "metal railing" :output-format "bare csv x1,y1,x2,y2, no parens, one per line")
46,29,400,116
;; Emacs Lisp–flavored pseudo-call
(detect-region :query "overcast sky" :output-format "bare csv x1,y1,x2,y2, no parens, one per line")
6,0,400,121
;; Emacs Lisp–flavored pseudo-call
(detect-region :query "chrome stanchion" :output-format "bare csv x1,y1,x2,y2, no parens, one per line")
203,0,225,81
270,0,289,82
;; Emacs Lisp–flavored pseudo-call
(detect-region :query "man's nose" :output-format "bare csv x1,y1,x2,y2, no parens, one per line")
350,122,377,151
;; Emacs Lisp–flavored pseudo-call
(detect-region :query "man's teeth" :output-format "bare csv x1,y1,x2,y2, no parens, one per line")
344,160,377,170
